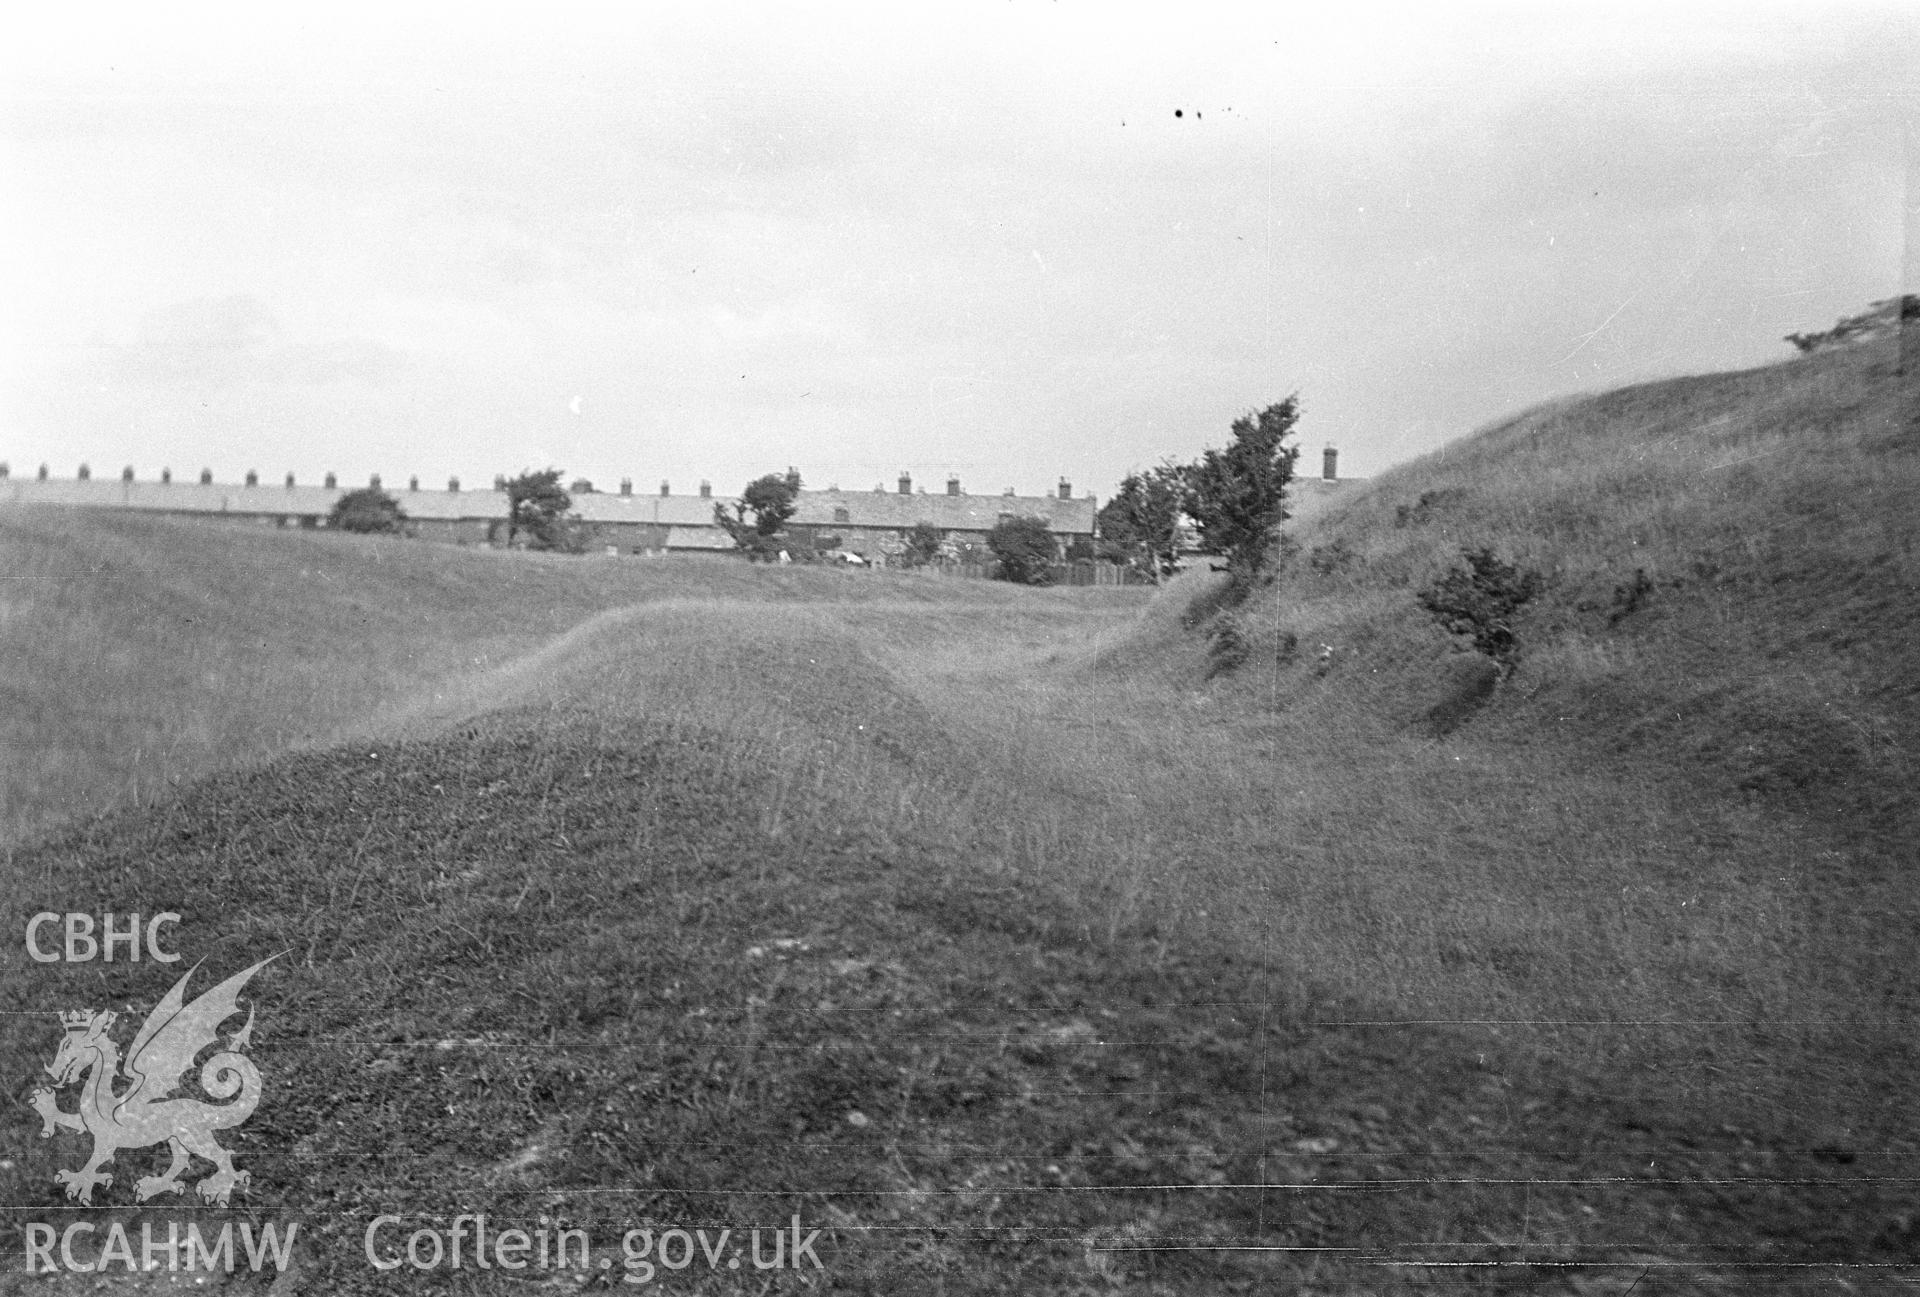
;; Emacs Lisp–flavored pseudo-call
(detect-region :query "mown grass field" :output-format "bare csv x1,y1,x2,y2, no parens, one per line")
2,330,1916,1292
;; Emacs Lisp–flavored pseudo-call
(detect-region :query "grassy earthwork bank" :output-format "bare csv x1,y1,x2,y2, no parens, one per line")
1,329,1917,1292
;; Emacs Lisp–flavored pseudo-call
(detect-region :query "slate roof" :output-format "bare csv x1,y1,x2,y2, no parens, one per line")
1,477,1099,535
791,489,1096,535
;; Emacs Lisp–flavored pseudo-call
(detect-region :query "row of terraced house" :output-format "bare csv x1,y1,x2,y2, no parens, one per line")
0,464,1105,563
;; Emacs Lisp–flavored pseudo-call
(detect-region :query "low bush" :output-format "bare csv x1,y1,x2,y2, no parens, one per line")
1416,546,1543,672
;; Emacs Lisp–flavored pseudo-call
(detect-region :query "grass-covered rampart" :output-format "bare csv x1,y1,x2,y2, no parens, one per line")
3,329,1917,1289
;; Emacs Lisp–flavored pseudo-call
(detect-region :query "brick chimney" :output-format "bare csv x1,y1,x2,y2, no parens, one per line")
78,463,91,481
408,475,419,492
448,476,460,492
898,472,912,495
947,475,961,496
285,472,296,489
122,466,135,483
326,472,338,489
199,468,213,485
161,467,171,484
660,480,670,496
1322,446,1338,481
369,474,382,490
1057,476,1071,500
244,469,258,486
699,480,711,498
619,478,632,496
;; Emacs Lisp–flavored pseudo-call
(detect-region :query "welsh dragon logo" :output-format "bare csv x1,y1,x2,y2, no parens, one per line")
29,956,278,1207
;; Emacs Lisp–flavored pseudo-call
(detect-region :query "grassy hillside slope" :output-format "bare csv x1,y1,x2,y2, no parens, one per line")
1160,329,1918,1143
0,510,1094,846
8,575,1910,1293
2,332,1916,1291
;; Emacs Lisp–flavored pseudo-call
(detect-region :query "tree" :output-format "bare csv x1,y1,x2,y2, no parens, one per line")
504,468,574,549
1417,547,1543,673
716,468,802,560
902,521,944,567
329,487,407,535
1096,463,1185,583
1182,398,1300,589
987,515,1058,585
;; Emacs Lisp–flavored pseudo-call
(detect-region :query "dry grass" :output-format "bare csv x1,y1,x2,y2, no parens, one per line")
2,331,1915,1285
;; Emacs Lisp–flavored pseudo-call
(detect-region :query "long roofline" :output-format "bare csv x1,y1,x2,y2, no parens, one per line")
0,474,1100,533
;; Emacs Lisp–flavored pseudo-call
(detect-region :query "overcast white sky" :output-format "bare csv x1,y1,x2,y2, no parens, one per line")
2,2,1912,499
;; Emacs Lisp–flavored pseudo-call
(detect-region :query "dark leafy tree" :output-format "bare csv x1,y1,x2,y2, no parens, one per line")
328,487,407,535
1096,463,1185,583
717,468,803,560
1417,546,1544,672
504,468,575,550
902,521,945,567
1183,398,1300,590
987,515,1058,585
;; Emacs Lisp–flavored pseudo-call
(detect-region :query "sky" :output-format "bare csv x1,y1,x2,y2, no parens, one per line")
2,2,1912,501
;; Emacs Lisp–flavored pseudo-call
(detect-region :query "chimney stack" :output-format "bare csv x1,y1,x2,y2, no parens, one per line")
199,468,213,485
494,475,507,491
660,480,670,496
448,476,460,493
369,473,382,490
619,477,632,496
1322,446,1338,481
38,464,49,481
161,467,171,484
285,472,296,489
699,480,711,498
78,463,91,481
122,466,135,483
325,472,338,489
1057,476,1071,500
946,474,961,496
244,469,258,486
898,472,912,495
